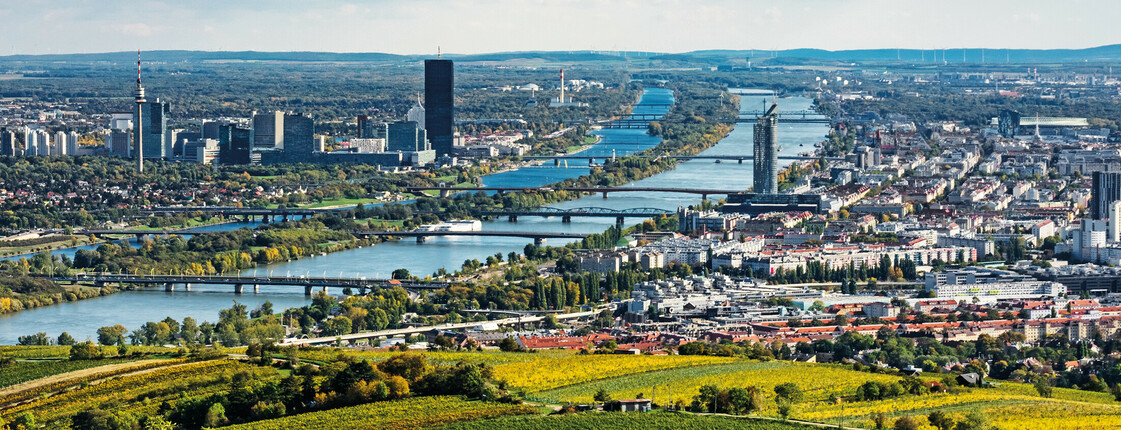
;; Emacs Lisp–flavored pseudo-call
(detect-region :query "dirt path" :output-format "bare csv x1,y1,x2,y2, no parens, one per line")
0,359,176,400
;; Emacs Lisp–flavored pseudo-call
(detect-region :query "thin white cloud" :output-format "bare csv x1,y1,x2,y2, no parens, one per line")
2,0,1118,55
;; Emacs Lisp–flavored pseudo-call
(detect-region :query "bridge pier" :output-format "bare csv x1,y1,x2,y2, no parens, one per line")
164,283,174,292
359,285,367,295
534,238,546,246
282,214,289,223
561,215,571,223
439,189,451,198
701,194,708,201
738,158,744,164
554,159,560,166
254,284,260,293
416,236,427,244
508,215,517,222
602,192,608,199
234,284,244,295
616,216,625,229
304,285,313,296
183,283,191,292
322,286,328,294
262,215,271,224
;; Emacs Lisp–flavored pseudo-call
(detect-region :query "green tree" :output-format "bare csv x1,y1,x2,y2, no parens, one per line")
928,411,956,430
204,402,228,428
57,332,76,346
894,415,921,430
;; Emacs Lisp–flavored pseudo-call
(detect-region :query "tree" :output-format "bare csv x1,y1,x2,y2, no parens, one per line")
17,332,50,346
954,411,992,430
204,402,228,428
498,337,520,352
773,382,803,404
391,268,411,280
928,411,956,430
97,325,128,346
894,415,921,430
328,316,352,335
57,332,76,346
69,341,102,360
593,388,612,403
1034,377,1053,398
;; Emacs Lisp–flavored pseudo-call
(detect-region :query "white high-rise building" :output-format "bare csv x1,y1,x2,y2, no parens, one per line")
1110,201,1121,243
407,95,425,130
53,131,67,156
67,131,80,155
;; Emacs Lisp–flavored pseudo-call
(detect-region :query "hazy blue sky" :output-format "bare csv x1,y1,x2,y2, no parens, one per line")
2,0,1116,55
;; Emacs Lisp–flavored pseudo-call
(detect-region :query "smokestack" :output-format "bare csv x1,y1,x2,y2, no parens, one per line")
559,69,565,104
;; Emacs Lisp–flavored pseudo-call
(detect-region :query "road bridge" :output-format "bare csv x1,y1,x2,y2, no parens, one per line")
355,230,588,245
81,229,202,237
521,154,838,163
285,310,601,346
405,185,743,200
35,273,450,295
139,206,331,222
477,206,672,226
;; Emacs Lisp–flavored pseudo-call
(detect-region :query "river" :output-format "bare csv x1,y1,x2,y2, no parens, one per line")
0,88,828,344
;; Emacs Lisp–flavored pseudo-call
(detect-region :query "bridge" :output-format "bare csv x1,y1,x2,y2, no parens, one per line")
33,273,451,295
404,186,743,200
286,309,602,346
477,206,673,225
139,206,329,222
521,154,838,164
81,229,205,236
355,230,589,245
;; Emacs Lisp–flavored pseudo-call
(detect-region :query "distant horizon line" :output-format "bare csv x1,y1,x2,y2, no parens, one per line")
4,44,1121,58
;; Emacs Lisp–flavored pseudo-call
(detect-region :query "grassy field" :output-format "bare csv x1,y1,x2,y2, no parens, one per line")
302,197,385,209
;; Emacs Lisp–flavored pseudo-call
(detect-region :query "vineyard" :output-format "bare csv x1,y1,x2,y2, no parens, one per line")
0,357,137,389
1,345,1120,429
223,396,537,430
491,354,737,392
530,360,900,404
2,359,235,422
434,410,816,429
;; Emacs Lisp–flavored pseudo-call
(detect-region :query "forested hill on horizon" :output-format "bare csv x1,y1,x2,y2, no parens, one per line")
2,44,1121,65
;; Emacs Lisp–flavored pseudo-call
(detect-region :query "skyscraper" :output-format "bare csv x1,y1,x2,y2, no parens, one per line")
753,101,779,195
138,99,169,159
1091,171,1121,220
253,111,285,149
218,124,252,164
424,59,454,157
407,94,426,130
357,115,374,139
282,113,315,158
387,121,429,152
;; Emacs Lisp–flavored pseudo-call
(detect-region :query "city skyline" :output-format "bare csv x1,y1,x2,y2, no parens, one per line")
2,0,1117,56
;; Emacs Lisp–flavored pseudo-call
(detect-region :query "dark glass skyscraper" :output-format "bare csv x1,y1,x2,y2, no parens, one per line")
753,102,779,195
138,99,169,159
424,59,454,157
282,113,315,158
1091,171,1121,219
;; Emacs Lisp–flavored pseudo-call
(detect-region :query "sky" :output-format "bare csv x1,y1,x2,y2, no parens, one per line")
1,0,1117,55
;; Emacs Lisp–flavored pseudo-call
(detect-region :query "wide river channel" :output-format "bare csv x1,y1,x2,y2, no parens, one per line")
0,88,829,344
